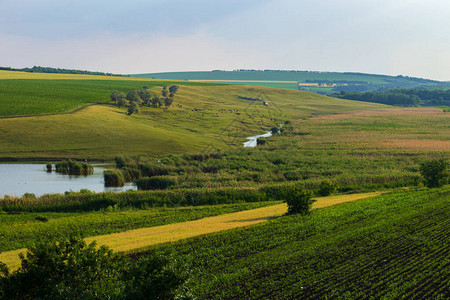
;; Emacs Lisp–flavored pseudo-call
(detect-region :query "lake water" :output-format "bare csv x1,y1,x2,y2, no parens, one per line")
0,164,136,197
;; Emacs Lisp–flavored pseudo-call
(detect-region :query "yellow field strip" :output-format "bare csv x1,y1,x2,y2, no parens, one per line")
0,192,382,271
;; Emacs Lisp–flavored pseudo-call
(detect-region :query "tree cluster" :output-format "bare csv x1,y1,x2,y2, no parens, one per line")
110,85,180,115
330,88,450,106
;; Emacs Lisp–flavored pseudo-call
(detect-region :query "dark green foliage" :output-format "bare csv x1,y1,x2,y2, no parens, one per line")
271,127,278,134
136,176,177,190
126,90,141,103
110,90,119,103
1,184,300,212
46,163,52,172
54,160,93,175
285,185,314,214
34,216,48,222
123,254,191,300
162,86,169,97
0,237,124,299
104,169,125,187
127,101,140,115
168,85,179,97
0,236,190,299
138,89,152,105
316,180,336,196
331,88,450,106
420,159,448,188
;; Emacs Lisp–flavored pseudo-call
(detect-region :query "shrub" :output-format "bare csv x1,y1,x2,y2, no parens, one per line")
104,169,125,187
317,180,336,196
285,185,315,215
136,176,177,190
0,237,124,299
0,236,191,299
420,159,448,188
46,163,52,172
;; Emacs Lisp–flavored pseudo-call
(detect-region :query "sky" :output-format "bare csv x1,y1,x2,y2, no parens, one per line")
1,0,450,80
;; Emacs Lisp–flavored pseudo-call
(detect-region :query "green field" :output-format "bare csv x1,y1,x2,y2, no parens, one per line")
140,186,449,299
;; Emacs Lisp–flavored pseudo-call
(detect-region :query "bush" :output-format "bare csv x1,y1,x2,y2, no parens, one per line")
0,237,124,299
420,159,448,188
317,180,336,196
104,169,125,187
46,163,52,172
0,236,191,299
136,176,177,190
285,185,315,215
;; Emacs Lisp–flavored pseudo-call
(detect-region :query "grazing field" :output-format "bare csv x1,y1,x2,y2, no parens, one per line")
140,186,450,299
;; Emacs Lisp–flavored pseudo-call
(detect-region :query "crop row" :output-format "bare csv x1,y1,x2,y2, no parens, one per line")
136,186,449,299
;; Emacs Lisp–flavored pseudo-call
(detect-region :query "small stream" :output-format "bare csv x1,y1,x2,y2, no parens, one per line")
243,131,272,147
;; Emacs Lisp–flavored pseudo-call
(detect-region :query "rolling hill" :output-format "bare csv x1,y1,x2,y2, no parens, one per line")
0,70,387,160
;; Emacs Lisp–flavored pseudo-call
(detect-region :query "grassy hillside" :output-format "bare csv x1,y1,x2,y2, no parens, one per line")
0,71,388,160
142,186,449,299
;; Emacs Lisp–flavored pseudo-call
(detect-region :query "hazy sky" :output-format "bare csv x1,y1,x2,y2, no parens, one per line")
1,0,449,80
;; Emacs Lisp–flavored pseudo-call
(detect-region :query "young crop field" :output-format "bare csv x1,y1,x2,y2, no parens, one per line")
139,186,450,299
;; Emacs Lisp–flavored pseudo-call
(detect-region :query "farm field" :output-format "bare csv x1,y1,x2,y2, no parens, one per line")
140,186,450,299
0,192,382,271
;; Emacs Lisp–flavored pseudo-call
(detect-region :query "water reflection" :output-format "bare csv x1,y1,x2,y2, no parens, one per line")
0,164,136,197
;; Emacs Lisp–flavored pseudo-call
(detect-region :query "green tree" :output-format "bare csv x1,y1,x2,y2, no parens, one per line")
420,159,448,188
285,185,315,214
162,86,169,97
169,85,179,97
317,180,336,196
0,237,124,299
127,90,141,103
151,96,160,108
139,89,152,105
164,97,173,107
110,90,119,103
127,102,140,115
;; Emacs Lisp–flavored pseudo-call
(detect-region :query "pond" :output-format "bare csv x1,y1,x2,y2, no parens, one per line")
0,164,136,197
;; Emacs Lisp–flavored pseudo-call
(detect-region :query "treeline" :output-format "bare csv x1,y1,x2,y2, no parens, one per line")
330,88,450,106
110,85,179,115
0,66,125,76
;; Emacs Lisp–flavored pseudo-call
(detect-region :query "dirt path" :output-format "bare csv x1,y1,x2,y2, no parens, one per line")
0,192,382,271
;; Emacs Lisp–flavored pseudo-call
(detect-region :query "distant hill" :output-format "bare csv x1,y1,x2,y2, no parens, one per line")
0,66,125,77
131,70,446,95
